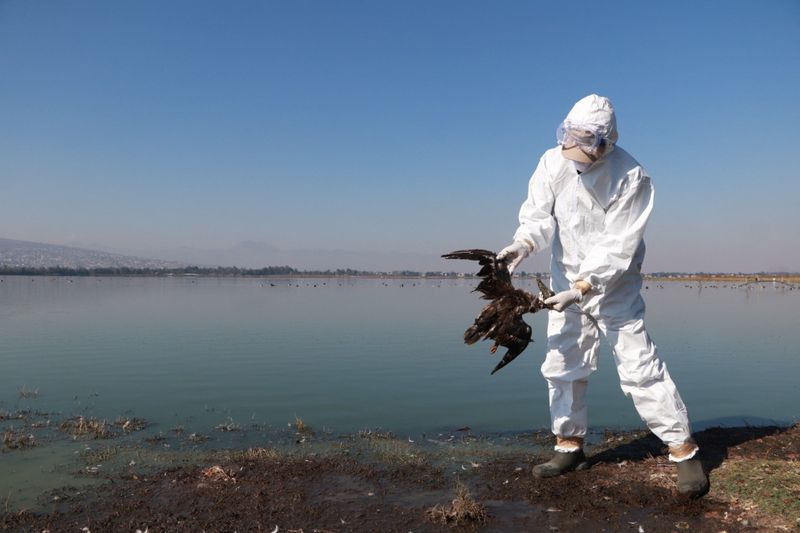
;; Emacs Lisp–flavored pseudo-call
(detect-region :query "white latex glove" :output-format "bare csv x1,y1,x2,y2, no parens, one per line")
544,288,583,312
497,241,532,275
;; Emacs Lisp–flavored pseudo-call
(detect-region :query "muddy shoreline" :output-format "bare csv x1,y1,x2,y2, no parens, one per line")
2,424,798,532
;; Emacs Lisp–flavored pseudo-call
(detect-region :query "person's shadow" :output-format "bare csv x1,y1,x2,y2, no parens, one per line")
587,423,792,472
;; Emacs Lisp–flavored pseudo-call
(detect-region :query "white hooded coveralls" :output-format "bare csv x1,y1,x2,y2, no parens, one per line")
513,95,695,458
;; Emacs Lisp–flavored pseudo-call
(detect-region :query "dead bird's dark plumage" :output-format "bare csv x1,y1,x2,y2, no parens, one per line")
442,249,555,374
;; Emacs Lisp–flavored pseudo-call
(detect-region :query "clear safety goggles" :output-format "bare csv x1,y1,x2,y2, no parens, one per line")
556,121,608,151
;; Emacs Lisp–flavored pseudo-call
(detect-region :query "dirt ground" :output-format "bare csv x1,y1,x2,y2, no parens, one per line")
2,424,798,532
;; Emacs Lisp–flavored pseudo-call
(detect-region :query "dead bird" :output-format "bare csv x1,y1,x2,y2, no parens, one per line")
442,249,555,374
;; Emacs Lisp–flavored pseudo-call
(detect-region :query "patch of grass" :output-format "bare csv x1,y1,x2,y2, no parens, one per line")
194,447,284,466
114,417,147,432
294,416,311,434
215,418,241,432
713,458,800,527
81,445,121,464
366,437,426,467
426,479,488,525
0,411,26,421
144,434,167,445
18,386,39,400
200,465,236,484
357,428,396,441
231,447,282,462
3,430,36,450
60,416,113,439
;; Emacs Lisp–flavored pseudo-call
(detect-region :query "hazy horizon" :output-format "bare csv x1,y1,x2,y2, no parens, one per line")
1,235,797,274
2,1,799,272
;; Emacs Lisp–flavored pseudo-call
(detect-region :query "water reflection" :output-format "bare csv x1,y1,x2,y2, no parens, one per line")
0,276,797,436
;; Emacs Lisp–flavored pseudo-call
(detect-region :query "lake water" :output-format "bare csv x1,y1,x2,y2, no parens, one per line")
1,276,799,506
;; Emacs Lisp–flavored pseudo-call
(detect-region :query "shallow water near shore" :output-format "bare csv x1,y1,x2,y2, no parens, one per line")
1,276,798,509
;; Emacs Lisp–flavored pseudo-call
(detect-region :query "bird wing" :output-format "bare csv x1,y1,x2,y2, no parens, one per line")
443,248,551,374
440,249,515,300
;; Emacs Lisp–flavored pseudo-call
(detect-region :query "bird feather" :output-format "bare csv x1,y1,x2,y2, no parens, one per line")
442,249,554,374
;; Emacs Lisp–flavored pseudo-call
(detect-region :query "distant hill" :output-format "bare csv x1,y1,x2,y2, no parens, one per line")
0,238,185,269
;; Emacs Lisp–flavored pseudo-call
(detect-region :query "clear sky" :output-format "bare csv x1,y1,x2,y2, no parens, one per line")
2,0,799,272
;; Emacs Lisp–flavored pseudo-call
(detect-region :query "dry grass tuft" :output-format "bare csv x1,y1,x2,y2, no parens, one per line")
18,386,39,400
294,416,311,434
426,479,488,525
115,417,147,432
215,418,241,432
238,447,281,461
188,432,208,442
357,428,396,441
60,416,113,439
366,437,425,467
200,465,236,484
3,430,36,450
80,446,120,464
0,411,26,421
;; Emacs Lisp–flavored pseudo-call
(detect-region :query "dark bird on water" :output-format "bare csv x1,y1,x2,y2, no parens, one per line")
442,249,555,374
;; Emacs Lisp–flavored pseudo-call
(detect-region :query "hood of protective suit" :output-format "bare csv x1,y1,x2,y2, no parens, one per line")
564,94,618,145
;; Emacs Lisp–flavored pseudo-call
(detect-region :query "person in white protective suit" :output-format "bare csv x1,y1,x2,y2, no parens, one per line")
497,94,709,498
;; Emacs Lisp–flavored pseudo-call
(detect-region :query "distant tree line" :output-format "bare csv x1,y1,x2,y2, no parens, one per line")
0,265,425,277
649,271,799,277
0,266,298,277
0,266,556,278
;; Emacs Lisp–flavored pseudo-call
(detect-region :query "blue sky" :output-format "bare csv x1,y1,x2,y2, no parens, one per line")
1,0,799,271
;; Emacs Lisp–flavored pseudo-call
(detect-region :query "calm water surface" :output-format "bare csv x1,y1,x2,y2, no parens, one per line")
1,276,798,505
2,276,799,433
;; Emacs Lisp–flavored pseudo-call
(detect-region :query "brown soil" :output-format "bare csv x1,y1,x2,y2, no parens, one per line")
2,425,798,532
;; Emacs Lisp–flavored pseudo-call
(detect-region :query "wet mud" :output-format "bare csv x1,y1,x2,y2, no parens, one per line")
1,423,798,532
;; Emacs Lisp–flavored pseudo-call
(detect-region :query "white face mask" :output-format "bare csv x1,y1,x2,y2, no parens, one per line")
572,160,591,173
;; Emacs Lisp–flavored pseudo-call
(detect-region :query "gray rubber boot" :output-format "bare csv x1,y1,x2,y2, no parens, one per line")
676,457,709,498
532,449,587,478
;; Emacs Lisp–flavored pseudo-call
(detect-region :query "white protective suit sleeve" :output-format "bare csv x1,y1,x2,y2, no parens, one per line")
577,169,654,293
513,155,557,252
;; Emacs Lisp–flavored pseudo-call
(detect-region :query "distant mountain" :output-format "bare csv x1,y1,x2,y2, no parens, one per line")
0,238,185,269
1,237,554,274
